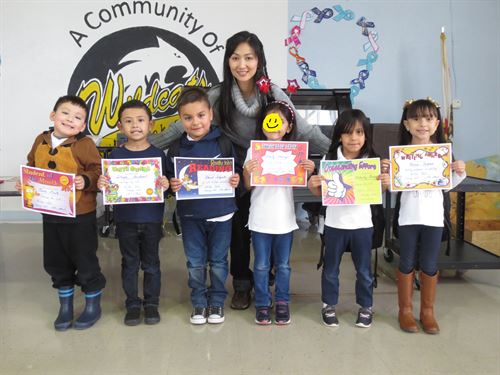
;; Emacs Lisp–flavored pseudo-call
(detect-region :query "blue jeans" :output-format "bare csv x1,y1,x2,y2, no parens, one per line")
322,226,373,308
398,225,443,275
116,222,162,308
252,231,293,308
181,217,231,308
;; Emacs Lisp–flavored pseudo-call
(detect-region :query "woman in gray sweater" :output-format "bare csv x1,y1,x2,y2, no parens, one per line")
151,31,330,310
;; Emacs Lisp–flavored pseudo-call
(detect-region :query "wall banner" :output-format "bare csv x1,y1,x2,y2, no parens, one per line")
66,1,223,146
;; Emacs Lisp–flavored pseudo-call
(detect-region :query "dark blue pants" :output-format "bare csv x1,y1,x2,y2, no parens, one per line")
398,225,443,275
116,222,162,308
322,226,374,308
181,217,231,308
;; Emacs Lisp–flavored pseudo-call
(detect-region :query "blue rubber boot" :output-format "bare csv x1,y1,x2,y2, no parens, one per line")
54,287,74,331
74,291,102,330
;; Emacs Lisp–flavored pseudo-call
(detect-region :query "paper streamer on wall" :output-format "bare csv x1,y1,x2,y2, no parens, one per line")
286,5,380,102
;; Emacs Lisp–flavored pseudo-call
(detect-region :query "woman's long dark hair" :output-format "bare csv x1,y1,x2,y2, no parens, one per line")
218,31,270,134
326,109,375,160
399,99,446,145
255,101,298,141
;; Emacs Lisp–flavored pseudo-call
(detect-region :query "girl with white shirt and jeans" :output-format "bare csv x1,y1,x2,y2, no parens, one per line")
244,101,315,325
308,109,390,328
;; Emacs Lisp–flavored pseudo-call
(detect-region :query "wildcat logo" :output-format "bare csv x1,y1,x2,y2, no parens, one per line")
68,26,219,146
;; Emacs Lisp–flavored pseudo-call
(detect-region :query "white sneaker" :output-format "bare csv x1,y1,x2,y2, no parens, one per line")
190,307,207,325
207,306,225,324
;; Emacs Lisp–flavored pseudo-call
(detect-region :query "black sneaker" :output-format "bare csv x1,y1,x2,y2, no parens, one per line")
124,307,141,326
321,305,339,327
355,307,373,328
230,290,251,310
144,306,160,325
207,306,225,324
255,307,272,325
190,307,207,325
275,302,291,325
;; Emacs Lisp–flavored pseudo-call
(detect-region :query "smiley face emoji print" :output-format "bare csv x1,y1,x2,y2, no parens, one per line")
262,113,283,132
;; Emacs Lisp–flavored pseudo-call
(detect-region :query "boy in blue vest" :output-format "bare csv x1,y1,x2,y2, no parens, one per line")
98,100,169,326
166,86,240,324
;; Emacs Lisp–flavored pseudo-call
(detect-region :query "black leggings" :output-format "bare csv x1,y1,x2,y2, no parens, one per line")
230,193,252,291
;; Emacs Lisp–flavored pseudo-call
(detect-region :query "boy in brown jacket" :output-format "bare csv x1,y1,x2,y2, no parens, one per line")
18,95,106,330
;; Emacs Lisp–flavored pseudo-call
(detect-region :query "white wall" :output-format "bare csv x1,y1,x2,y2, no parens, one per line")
0,0,288,218
1,0,499,219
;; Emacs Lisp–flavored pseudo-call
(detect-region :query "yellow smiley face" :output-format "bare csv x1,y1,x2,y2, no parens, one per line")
262,113,283,133
59,176,69,185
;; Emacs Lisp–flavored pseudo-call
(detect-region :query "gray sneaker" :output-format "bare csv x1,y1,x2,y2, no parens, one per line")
321,305,339,327
355,307,373,328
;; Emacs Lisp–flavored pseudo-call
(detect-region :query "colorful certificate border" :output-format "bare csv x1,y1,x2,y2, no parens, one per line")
389,143,452,192
174,157,235,201
250,141,309,187
320,158,382,206
20,165,76,217
101,158,163,205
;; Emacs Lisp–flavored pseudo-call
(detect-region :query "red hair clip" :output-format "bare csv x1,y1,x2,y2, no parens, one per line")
286,79,300,94
256,75,271,94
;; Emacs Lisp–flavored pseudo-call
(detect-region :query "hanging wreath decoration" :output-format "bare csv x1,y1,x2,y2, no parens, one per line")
285,5,380,103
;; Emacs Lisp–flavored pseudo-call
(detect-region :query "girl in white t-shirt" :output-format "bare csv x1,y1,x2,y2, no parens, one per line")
308,109,390,328
243,101,315,325
393,98,465,334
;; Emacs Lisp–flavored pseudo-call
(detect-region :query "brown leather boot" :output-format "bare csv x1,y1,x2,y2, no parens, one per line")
396,270,419,333
420,271,440,334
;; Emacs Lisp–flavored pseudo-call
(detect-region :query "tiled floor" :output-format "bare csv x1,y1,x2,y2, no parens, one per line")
0,221,499,375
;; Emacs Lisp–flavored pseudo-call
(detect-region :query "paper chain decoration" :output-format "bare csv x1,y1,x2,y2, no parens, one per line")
286,5,380,103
